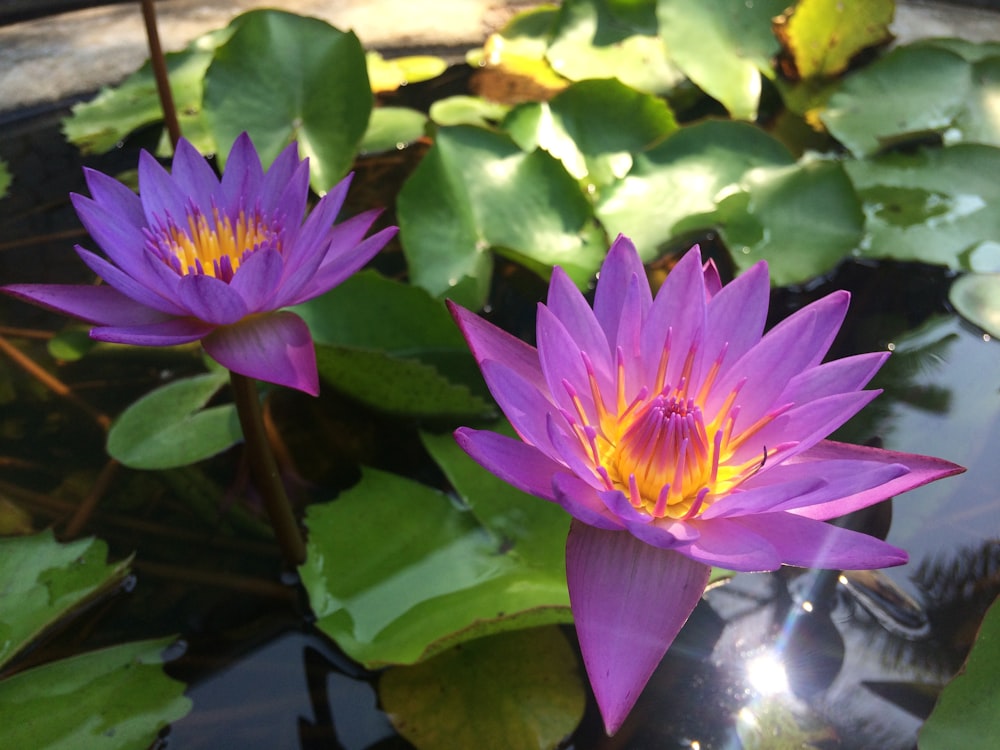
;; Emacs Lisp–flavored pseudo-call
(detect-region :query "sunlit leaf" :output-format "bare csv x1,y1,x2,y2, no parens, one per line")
366,51,447,93
949,273,1000,339
657,0,788,119
62,27,231,155
775,0,893,80
546,0,685,95
844,144,1000,270
397,125,606,309
0,158,10,198
381,628,584,750
920,595,1000,749
821,45,971,157
106,370,242,470
204,10,371,194
300,425,572,668
429,96,512,128
0,638,191,750
717,159,864,284
46,328,95,362
952,55,1000,148
360,107,427,155
596,120,794,261
503,78,677,186
0,530,130,671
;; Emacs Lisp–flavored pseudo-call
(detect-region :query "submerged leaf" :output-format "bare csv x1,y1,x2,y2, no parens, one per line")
381,628,584,750
0,638,191,750
0,531,131,671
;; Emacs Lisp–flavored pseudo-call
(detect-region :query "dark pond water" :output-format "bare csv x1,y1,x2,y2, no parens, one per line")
1,104,998,750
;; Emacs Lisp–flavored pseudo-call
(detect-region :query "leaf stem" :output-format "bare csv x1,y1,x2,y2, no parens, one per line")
140,0,182,150
229,371,307,566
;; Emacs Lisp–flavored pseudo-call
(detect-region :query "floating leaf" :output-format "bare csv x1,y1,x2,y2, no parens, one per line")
920,596,1000,749
397,125,606,309
0,530,130,671
844,144,1000,270
429,96,512,128
952,55,1000,148
596,120,794,261
46,328,95,362
360,107,427,155
62,27,231,155
300,425,572,668
821,45,971,157
775,0,894,80
106,370,242,470
717,159,864,284
204,10,371,194
503,78,677,186
657,0,788,119
366,51,447,93
546,0,685,95
381,628,584,750
949,273,1000,339
0,638,191,750
0,158,10,198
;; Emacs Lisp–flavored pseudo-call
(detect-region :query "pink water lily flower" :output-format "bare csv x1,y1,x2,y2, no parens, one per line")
449,236,963,734
3,133,396,395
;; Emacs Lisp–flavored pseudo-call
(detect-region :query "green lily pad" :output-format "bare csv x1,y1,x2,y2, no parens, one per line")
106,370,242,470
775,0,894,79
920,595,1000,749
917,38,1000,64
62,27,232,156
360,107,427,155
949,273,1000,339
204,10,371,194
397,125,606,309
844,144,1000,270
717,158,864,284
366,51,447,93
821,45,971,157
952,55,1000,148
596,120,794,261
0,530,131,671
0,638,191,750
46,328,96,362
0,158,10,198
299,425,572,668
429,96,512,128
503,78,677,186
657,0,788,120
380,627,584,750
546,0,685,95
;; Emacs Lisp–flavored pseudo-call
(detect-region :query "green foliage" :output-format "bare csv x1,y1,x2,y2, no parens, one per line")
920,596,1000,749
0,158,11,198
380,628,585,750
0,638,191,750
360,107,428,155
106,369,242,470
0,531,131,671
299,426,572,668
949,273,1000,339
204,10,371,194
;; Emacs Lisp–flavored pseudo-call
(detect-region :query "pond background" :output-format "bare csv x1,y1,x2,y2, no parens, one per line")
2,1,1000,749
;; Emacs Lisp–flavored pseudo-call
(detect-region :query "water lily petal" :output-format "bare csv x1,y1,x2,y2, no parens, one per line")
169,137,220,214
82,167,145,227
70,194,152,282
137,148,192,226
546,267,612,374
3,283,169,326
290,174,354,260
680,517,782,571
537,303,599,422
203,311,318,395
91,317,213,345
221,133,264,209
75,247,188,316
229,246,285,311
790,440,965,520
176,273,249,325
448,301,547,390
779,351,889,405
566,522,710,734
702,259,769,380
593,235,650,343
553,473,624,529
454,427,564,501
259,141,303,216
289,227,397,304
734,512,908,569
479,359,559,456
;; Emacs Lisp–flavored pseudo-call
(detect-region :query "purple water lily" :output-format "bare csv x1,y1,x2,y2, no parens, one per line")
449,235,963,734
3,133,396,395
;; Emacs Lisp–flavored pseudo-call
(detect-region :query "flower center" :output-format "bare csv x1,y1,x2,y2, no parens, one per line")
149,206,281,282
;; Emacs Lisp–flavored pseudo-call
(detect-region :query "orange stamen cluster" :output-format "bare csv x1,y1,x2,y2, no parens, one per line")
158,206,279,282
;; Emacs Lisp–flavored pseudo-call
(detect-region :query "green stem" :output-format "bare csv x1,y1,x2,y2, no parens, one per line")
229,372,307,566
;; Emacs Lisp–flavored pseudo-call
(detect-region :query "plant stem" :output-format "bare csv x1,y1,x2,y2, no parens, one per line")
229,372,307,566
140,0,181,150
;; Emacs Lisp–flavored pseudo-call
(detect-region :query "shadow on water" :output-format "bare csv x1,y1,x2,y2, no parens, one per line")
1,105,998,750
